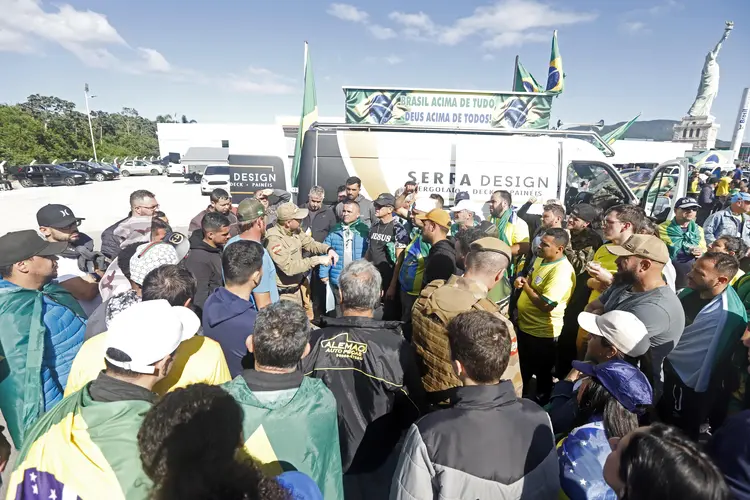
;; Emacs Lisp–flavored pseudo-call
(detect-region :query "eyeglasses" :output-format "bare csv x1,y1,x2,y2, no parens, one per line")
137,204,160,211
602,219,622,227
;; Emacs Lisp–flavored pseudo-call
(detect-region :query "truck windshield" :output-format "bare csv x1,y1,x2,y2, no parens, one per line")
205,166,229,175
566,163,629,212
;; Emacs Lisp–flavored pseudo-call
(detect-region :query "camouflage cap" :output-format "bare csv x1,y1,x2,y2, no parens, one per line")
276,202,309,221
237,198,266,223
469,237,512,262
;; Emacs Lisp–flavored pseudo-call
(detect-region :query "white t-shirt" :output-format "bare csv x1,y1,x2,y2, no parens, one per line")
55,257,102,316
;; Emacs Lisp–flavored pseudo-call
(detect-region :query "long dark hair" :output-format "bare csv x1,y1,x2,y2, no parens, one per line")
618,424,729,500
574,377,639,439
137,384,289,500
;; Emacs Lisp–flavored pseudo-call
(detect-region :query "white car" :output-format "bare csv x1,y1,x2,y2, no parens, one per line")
200,165,230,195
118,160,163,177
164,163,185,177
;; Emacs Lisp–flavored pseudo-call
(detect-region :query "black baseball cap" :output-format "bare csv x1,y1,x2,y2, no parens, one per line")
0,230,67,266
455,191,470,203
570,203,598,223
36,204,84,229
373,193,396,208
674,197,700,210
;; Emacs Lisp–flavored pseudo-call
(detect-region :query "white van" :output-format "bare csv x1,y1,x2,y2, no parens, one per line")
297,123,688,219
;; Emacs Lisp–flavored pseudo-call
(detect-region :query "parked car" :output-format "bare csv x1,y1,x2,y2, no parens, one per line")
58,161,119,182
164,163,184,177
11,164,88,187
118,160,163,177
200,165,230,195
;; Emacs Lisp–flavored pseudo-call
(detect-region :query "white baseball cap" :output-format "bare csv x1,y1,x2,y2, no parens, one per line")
129,241,180,286
578,311,648,356
105,300,200,374
450,200,485,220
413,197,438,213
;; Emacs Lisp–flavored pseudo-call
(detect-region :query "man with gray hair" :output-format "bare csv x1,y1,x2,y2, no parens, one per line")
302,260,426,498
302,186,337,243
302,186,337,320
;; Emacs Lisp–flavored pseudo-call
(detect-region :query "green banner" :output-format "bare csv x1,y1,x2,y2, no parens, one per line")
344,87,553,130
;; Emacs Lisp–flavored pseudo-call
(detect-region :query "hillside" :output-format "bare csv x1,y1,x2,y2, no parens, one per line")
570,119,748,148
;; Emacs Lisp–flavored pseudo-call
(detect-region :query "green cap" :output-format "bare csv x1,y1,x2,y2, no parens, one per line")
237,198,266,223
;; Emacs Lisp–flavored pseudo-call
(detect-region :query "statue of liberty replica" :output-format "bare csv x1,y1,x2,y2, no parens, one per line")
688,22,733,117
673,22,734,149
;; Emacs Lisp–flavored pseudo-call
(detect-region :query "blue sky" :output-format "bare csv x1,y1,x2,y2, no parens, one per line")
1,0,748,139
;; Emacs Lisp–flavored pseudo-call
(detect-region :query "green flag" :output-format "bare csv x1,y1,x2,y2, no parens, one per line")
545,30,564,94
514,59,543,93
291,42,318,188
602,113,641,145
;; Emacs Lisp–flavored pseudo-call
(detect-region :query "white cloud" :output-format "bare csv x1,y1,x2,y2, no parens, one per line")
225,67,296,94
368,24,396,40
0,0,293,95
327,3,397,40
327,3,369,23
481,31,548,49
621,21,648,34
138,48,171,72
0,27,34,53
390,0,596,49
482,53,495,61
384,55,403,65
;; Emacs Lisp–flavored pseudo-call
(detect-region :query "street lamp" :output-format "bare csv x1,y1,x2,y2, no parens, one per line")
84,84,98,162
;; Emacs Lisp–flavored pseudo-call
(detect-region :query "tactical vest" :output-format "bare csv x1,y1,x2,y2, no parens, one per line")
412,276,504,394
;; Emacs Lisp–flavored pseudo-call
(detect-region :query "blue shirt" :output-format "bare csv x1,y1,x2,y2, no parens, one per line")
226,234,280,304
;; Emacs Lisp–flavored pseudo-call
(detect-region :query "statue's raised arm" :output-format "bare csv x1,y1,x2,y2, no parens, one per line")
710,22,732,58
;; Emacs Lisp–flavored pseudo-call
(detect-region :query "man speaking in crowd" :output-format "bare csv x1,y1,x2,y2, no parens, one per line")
101,190,159,259
266,202,337,320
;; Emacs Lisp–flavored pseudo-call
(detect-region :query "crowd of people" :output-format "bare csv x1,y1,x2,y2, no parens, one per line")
0,171,750,500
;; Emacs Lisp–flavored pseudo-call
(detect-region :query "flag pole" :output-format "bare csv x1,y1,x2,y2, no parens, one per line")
512,55,519,92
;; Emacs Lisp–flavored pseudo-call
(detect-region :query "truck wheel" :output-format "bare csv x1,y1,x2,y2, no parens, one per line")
191,173,202,183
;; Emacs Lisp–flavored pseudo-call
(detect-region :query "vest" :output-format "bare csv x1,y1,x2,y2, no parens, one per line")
412,276,523,396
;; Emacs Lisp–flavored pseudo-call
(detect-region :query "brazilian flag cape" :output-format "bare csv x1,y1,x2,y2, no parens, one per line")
7,385,152,500
222,375,344,500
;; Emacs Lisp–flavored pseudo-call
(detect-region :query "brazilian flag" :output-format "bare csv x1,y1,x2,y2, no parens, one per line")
545,30,564,94
291,42,318,188
222,376,344,500
7,386,152,500
513,59,543,93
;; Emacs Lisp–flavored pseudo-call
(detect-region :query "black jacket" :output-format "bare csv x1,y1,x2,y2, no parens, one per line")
184,230,223,316
391,381,559,499
302,204,337,243
100,216,129,259
300,315,427,474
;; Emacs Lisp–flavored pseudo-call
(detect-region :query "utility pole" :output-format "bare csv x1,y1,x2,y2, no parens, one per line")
84,83,98,162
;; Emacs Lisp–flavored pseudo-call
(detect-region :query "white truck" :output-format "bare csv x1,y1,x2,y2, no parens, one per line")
295,123,688,220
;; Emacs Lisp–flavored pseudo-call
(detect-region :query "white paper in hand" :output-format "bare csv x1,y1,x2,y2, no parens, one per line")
325,282,336,313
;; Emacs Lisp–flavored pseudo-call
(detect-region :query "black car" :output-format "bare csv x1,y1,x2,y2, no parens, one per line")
58,161,119,182
12,165,88,187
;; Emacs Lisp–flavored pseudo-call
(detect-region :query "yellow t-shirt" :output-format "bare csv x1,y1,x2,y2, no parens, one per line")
65,334,231,396
488,213,530,302
716,176,732,197
517,256,576,338
587,244,620,304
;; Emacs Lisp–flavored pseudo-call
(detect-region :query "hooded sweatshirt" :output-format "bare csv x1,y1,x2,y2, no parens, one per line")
202,287,257,378
185,230,223,315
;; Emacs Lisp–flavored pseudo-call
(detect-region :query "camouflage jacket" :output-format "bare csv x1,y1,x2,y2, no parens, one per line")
564,228,603,275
